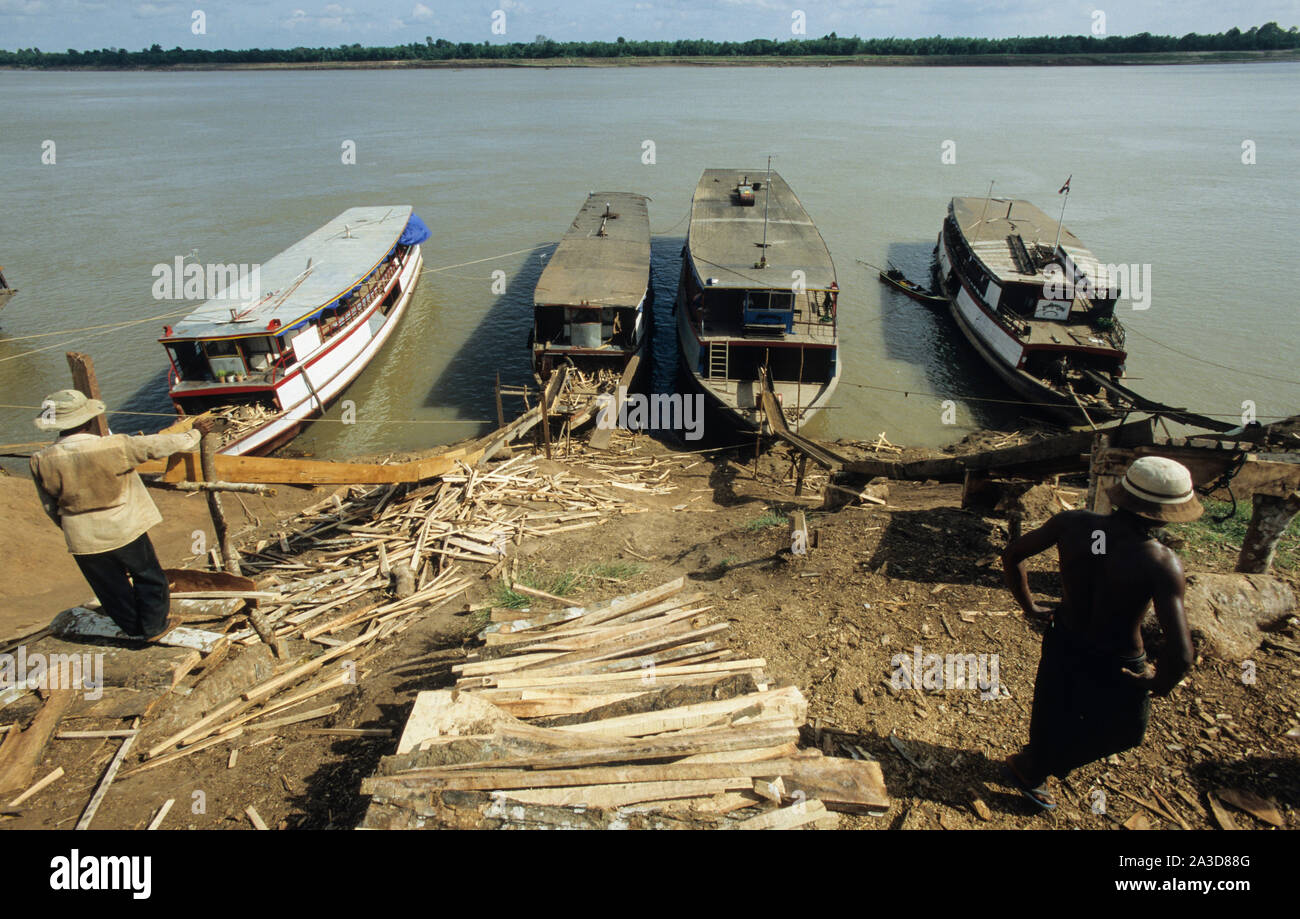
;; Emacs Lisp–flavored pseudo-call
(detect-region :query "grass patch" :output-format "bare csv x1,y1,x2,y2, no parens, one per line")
493,562,647,609
1169,498,1300,571
743,507,790,531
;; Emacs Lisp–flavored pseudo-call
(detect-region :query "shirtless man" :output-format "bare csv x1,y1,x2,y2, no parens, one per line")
999,456,1201,810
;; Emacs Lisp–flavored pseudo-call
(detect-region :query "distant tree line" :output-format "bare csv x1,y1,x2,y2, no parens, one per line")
2,23,1297,68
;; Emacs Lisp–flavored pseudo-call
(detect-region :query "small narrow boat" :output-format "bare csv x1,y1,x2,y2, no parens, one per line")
531,192,651,389
676,168,839,432
878,267,947,306
159,206,429,455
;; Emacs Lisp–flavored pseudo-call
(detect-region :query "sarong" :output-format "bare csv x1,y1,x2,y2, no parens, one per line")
1027,623,1151,779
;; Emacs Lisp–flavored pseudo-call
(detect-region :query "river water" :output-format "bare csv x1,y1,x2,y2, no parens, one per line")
2,63,1296,462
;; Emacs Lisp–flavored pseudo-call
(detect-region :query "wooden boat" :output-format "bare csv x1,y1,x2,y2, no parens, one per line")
878,267,946,306
531,193,651,388
676,169,839,432
932,196,1127,424
0,266,16,312
159,206,428,455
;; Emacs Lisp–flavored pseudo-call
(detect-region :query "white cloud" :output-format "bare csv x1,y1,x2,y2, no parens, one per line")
411,2,433,21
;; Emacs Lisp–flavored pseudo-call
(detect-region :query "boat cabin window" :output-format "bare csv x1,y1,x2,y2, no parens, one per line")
202,339,246,378
743,290,796,333
999,284,1038,318
167,340,209,382
242,336,278,372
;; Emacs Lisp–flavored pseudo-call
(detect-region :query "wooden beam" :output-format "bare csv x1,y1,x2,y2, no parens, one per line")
65,352,109,437
0,690,74,796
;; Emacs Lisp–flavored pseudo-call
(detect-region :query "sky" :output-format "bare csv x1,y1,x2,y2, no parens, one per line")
0,0,1296,52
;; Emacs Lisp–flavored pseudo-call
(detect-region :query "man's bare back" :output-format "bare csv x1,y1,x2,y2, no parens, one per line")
1003,508,1193,696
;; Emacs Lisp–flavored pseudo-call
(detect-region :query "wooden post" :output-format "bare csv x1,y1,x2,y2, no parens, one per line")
65,352,110,436
200,433,239,576
794,454,809,497
200,433,283,658
1086,432,1112,512
790,511,809,556
495,372,505,429
540,392,552,460
1236,491,1300,574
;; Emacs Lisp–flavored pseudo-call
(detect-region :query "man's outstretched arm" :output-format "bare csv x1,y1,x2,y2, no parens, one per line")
1001,514,1063,618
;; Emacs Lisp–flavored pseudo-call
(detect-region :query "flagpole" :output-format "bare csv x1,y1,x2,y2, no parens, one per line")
1053,176,1071,254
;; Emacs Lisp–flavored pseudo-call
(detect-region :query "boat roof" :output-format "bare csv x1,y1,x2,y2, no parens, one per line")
950,197,1102,285
686,169,836,292
533,193,651,310
167,206,412,340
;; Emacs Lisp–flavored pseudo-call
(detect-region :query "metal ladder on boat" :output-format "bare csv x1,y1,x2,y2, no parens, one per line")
708,342,729,379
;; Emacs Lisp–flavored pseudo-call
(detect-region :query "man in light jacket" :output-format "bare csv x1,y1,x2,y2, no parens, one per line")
30,390,206,641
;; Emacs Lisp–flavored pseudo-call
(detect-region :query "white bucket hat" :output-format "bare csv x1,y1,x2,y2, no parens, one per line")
34,389,107,433
1107,455,1203,523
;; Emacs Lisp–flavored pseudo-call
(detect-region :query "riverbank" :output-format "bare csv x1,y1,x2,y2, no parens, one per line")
3,49,1298,72
2,428,1295,830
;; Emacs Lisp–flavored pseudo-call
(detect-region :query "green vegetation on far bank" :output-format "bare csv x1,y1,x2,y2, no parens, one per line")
2,22,1297,70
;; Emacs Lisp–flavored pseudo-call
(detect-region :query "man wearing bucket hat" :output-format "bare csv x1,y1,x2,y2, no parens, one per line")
999,455,1200,810
29,390,207,642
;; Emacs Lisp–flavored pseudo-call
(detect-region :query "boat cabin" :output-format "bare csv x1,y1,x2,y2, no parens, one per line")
531,193,651,382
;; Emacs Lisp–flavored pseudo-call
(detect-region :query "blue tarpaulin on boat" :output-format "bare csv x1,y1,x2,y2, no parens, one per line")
399,214,431,246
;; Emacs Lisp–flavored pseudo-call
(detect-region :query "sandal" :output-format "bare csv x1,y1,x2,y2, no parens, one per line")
1001,755,1056,811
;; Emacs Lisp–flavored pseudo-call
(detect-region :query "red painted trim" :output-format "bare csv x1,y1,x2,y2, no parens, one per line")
942,234,1126,363
167,258,403,399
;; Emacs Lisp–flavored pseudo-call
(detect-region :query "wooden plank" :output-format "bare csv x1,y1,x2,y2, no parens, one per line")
509,622,730,675
502,778,746,809
783,756,891,813
362,758,800,795
551,686,806,737
732,799,829,830
245,805,268,830
492,605,714,655
242,628,375,703
418,723,799,775
7,765,65,807
147,798,175,830
0,690,74,796
482,658,768,690
75,726,139,830
139,441,485,485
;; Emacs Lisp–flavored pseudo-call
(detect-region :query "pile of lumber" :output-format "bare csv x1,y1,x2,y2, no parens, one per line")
360,578,890,829
226,453,658,647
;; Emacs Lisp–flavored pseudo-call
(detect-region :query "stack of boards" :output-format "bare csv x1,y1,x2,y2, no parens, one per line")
360,578,890,829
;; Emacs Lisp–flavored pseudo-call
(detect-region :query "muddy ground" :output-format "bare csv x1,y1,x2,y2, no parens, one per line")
2,437,1297,830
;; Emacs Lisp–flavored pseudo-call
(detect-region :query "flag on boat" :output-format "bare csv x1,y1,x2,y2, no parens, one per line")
1058,175,1072,194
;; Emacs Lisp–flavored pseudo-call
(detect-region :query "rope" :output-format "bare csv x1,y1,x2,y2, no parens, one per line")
833,380,1289,420
0,403,491,426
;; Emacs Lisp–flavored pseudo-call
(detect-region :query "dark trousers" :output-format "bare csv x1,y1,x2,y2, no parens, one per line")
73,533,170,639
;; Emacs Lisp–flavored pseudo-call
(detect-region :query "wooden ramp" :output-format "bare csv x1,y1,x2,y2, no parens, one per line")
360,578,889,829
757,368,851,470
